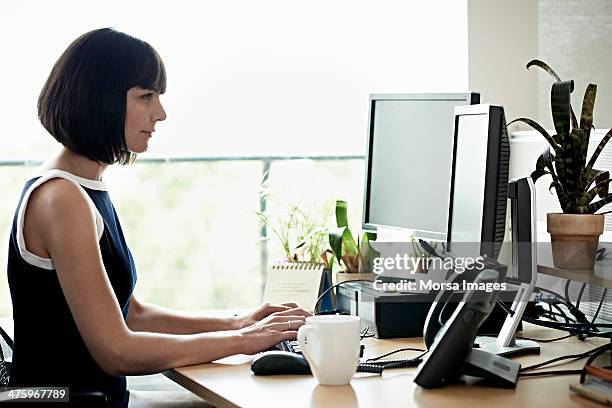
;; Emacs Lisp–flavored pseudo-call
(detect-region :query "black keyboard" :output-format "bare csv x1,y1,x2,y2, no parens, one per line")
279,340,302,354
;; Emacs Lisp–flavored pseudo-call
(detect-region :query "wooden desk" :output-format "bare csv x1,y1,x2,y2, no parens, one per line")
164,325,606,408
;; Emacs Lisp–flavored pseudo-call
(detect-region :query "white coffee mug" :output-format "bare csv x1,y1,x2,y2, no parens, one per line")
297,315,361,385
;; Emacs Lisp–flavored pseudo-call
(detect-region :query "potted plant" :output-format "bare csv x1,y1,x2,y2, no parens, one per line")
323,200,379,283
256,173,332,263
510,59,612,269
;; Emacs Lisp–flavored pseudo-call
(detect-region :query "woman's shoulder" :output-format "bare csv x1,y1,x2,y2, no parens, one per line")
27,177,94,222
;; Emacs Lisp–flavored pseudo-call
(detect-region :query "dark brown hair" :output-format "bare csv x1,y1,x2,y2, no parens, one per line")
38,28,166,164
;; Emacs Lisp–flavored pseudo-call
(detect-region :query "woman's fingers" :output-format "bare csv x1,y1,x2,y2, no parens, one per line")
266,319,306,332
268,315,306,325
272,307,312,317
261,303,293,314
281,330,299,341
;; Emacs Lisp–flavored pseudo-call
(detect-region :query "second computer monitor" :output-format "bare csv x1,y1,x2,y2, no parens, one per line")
447,104,510,259
362,93,480,241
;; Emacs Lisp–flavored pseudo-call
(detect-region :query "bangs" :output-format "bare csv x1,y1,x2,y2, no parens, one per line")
130,42,167,94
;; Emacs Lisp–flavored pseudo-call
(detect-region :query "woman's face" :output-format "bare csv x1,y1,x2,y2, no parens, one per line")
124,87,167,153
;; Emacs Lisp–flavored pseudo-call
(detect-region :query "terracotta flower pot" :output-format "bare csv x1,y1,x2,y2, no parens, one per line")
547,213,604,269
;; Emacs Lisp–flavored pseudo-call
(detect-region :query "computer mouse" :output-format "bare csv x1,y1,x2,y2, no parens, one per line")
251,351,312,376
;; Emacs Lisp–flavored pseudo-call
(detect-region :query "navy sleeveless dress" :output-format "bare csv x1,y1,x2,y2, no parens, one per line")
7,170,137,408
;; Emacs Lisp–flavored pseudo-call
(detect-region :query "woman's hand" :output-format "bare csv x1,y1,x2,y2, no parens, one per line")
238,312,308,355
235,302,312,329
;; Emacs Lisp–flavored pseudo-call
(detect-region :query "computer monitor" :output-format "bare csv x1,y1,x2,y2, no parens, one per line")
446,104,510,259
446,104,538,356
362,93,480,241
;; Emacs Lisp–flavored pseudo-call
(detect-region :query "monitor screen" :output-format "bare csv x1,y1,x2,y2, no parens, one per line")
363,93,479,241
449,113,490,244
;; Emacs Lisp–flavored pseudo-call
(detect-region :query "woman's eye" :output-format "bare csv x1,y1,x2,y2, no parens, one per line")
142,93,153,101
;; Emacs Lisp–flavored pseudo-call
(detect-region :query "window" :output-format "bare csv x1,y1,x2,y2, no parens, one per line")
0,1,468,315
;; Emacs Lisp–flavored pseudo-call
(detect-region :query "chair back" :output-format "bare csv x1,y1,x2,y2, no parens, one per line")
0,324,13,386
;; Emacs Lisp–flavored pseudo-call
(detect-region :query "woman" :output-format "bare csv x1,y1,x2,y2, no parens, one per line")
7,28,309,407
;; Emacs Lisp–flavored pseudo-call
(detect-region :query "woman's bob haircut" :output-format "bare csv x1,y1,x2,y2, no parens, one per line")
38,28,166,165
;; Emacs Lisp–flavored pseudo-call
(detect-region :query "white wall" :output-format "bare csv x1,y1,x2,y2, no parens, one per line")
467,0,539,127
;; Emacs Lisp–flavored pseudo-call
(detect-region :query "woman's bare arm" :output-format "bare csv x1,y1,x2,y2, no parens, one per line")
127,297,309,335
26,179,304,376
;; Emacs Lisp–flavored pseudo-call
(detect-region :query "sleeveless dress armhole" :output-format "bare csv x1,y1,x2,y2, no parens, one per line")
15,170,105,270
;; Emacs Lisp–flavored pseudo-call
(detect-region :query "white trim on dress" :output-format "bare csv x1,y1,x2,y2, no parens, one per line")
16,170,106,270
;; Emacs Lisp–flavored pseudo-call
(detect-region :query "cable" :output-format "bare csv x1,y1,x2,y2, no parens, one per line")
580,343,612,383
516,334,576,343
549,303,576,324
534,287,590,324
522,316,612,330
492,286,609,338
576,283,586,309
535,286,590,323
360,326,375,340
418,239,445,260
366,347,426,362
520,344,612,379
519,369,582,377
314,279,375,314
495,298,515,316
521,343,610,372
521,316,612,340
591,288,608,324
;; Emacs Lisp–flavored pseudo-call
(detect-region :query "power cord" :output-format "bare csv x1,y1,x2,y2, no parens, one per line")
518,343,611,378
360,326,375,340
535,286,590,324
590,288,608,324
517,334,576,343
366,347,426,362
520,343,610,372
314,279,375,315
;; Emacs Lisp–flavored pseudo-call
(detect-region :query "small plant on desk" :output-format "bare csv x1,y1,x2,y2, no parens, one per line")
322,200,379,282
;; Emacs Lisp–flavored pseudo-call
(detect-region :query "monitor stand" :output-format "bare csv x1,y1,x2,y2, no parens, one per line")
475,284,540,357
476,177,540,357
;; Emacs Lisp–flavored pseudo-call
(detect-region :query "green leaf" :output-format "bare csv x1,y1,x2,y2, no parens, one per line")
533,146,561,189
527,60,578,129
584,169,610,196
359,233,380,274
531,168,549,183
328,226,345,262
571,128,589,182
342,227,358,257
585,127,612,174
585,193,612,214
551,80,574,137
580,174,611,207
294,226,327,250
364,231,377,241
508,118,558,151
335,200,349,228
527,59,561,81
580,84,597,132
